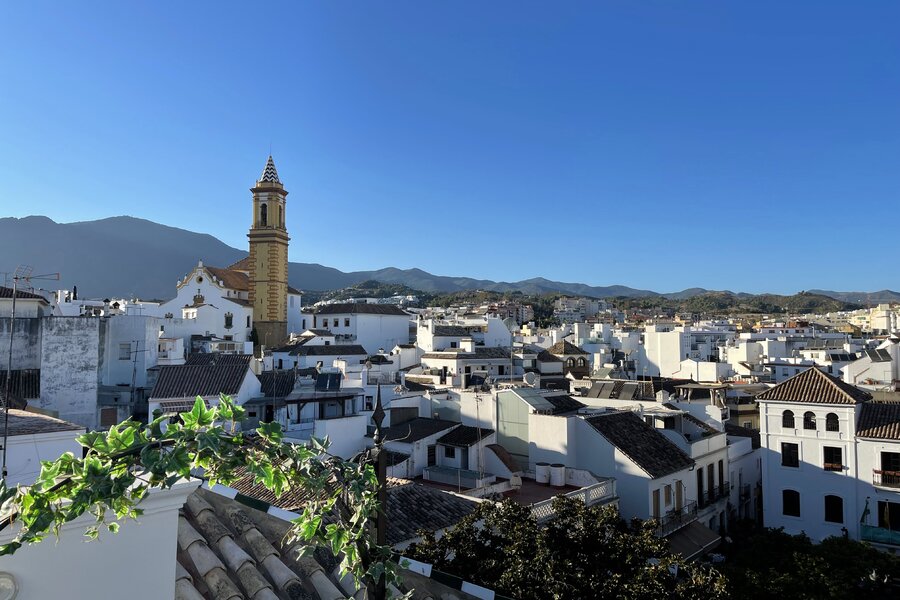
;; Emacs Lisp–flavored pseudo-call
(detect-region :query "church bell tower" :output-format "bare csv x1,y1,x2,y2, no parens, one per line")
248,155,289,348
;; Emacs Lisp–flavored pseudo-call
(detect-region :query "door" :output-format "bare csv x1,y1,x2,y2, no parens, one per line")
675,482,683,511
427,445,436,467
652,489,661,518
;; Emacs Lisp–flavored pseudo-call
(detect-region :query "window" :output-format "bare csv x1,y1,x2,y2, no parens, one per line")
118,343,131,360
246,315,251,328
664,484,672,506
578,358,586,367
224,312,233,329
302,319,306,329
782,489,800,517
824,495,843,523
826,413,839,432
260,203,267,226
100,407,118,428
781,442,799,467
742,421,752,429
345,318,350,327
803,411,816,430
333,318,339,328
444,446,456,459
365,396,373,411
566,358,575,367
782,410,795,429
823,446,843,471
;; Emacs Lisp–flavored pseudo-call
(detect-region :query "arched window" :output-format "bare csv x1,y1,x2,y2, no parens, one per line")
826,413,839,432
803,411,816,430
224,312,233,329
260,203,268,226
782,489,800,517
782,410,795,429
824,495,843,523
566,358,575,368
578,357,586,367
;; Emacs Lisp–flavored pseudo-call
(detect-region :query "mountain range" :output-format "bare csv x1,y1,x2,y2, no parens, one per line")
0,215,896,305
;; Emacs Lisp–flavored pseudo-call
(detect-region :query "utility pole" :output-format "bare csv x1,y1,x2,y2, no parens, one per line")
3,266,59,480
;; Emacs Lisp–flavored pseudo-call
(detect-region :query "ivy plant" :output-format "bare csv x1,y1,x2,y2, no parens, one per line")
0,394,398,596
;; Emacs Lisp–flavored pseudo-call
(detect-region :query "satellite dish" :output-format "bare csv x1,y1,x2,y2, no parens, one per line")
524,372,537,387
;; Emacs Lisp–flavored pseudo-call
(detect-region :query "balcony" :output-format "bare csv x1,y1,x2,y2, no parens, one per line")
655,500,699,537
531,479,617,524
873,470,900,489
823,462,843,472
861,524,900,546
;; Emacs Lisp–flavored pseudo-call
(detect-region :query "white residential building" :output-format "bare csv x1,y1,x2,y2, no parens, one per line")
311,303,411,354
755,367,900,543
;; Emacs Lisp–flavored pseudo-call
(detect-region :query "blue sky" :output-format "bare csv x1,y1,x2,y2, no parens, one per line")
1,2,898,294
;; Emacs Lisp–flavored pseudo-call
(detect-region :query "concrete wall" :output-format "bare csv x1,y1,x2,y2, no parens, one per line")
40,317,104,429
0,317,41,370
101,315,160,388
314,415,368,459
0,480,198,600
6,429,85,488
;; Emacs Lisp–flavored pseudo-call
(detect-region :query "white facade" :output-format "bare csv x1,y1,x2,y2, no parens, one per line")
313,307,411,354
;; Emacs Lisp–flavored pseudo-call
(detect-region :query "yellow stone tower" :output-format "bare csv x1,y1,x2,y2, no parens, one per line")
248,155,289,348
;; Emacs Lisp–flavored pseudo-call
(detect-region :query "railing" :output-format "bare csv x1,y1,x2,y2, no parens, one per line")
654,500,699,537
873,470,900,488
531,480,617,524
861,524,900,546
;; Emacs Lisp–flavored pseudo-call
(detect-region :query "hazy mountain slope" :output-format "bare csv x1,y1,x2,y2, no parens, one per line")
0,216,888,303
808,289,900,305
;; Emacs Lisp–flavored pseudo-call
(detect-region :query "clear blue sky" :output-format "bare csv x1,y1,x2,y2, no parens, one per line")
1,2,897,294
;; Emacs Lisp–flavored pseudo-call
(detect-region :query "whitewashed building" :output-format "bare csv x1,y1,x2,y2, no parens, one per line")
757,367,886,542
312,303,410,354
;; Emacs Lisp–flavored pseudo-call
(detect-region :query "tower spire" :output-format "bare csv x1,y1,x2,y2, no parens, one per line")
259,155,280,184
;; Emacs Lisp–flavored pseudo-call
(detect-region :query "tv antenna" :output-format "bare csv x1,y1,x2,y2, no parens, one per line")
3,266,60,480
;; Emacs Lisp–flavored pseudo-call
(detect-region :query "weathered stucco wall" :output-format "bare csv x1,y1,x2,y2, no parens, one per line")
40,317,104,429
0,317,42,370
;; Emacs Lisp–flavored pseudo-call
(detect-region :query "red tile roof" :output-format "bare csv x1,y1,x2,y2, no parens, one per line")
755,367,871,405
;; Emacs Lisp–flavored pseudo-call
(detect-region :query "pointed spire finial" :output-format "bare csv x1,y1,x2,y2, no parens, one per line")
372,384,386,445
258,155,280,184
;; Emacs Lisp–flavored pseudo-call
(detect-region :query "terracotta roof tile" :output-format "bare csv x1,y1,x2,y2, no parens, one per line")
585,411,693,478
755,367,871,405
150,364,252,399
547,340,589,355
857,403,900,440
315,303,409,316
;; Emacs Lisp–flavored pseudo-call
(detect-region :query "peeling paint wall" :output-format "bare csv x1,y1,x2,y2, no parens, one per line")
0,317,41,370
40,317,104,430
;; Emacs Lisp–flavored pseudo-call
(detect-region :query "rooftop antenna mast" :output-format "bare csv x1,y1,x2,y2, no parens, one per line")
3,266,59,481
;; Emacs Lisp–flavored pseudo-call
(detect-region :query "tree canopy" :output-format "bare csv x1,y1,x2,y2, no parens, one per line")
405,496,728,600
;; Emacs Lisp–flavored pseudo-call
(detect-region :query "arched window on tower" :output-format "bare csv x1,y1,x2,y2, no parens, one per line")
278,204,283,228
260,203,268,226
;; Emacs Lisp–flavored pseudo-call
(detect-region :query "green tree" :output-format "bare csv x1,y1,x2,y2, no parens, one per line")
406,497,728,600
721,526,900,599
0,395,398,596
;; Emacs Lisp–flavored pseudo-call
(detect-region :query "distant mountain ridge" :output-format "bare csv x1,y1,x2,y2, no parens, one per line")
0,215,890,304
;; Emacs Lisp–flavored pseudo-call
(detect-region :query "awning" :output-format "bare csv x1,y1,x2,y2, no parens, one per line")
158,399,209,415
665,521,721,561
